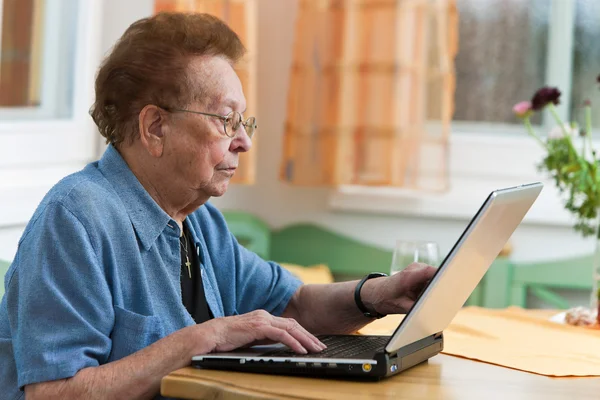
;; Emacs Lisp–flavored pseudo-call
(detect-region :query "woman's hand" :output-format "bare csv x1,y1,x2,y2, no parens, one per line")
365,263,437,315
199,310,327,355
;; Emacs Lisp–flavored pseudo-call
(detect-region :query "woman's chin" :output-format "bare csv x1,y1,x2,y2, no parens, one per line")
209,180,231,197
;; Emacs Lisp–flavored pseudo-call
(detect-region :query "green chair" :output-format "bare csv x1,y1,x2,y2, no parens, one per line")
222,211,393,280
0,259,11,298
477,255,594,309
270,223,393,281
221,210,488,305
222,211,271,260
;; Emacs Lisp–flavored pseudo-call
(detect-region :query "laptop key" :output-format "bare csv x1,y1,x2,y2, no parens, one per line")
262,335,389,359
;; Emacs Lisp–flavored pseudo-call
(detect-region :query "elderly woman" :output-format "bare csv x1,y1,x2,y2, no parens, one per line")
0,12,435,400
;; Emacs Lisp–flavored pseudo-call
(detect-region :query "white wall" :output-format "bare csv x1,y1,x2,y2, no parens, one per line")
100,0,154,56
1,0,594,307
0,228,23,262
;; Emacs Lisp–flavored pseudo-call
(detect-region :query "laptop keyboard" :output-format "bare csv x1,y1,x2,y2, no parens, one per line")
262,335,389,359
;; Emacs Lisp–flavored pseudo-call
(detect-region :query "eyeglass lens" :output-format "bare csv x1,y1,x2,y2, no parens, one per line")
225,111,256,138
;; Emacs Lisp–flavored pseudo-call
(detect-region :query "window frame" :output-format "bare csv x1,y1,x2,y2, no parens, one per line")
0,0,103,230
0,1,78,120
330,132,584,226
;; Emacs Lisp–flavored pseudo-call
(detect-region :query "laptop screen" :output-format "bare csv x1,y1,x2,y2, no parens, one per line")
383,183,542,353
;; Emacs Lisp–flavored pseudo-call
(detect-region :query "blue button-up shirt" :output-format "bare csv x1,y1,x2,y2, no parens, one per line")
0,145,302,399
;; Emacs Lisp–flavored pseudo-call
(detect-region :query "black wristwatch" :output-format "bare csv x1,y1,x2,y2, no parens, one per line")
354,272,388,319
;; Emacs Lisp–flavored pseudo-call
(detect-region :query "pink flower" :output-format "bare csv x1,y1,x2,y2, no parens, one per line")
513,101,532,118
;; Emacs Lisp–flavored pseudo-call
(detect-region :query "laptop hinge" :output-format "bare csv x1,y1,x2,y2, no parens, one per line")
387,332,443,358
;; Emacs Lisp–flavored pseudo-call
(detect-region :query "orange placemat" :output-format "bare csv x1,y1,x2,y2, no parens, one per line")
359,306,600,377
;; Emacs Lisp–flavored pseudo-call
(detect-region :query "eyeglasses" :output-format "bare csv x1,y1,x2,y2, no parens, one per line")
166,108,257,138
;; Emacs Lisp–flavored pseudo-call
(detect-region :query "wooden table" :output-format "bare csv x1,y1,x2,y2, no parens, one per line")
161,310,600,399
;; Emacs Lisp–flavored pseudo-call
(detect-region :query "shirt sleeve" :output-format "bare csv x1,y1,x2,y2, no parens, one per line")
199,203,303,317
232,238,303,316
5,201,114,389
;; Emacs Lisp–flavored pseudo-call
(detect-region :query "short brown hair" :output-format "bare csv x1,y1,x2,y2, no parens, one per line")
90,12,246,146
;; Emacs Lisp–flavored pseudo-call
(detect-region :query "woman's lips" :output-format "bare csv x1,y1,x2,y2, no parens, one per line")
218,167,237,175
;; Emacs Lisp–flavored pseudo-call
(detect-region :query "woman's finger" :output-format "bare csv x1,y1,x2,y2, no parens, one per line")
258,325,308,354
270,316,326,352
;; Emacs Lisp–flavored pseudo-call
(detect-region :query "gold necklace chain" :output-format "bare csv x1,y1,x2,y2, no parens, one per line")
180,231,192,279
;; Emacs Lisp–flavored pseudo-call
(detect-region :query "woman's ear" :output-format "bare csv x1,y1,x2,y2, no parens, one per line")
139,105,166,157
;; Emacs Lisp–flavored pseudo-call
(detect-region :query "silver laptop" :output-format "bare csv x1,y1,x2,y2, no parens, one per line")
192,182,543,379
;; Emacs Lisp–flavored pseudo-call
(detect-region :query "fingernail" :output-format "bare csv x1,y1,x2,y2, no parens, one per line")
319,341,327,350
300,346,308,354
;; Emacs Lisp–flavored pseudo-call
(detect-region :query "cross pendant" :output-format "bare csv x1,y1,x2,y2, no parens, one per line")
185,256,192,279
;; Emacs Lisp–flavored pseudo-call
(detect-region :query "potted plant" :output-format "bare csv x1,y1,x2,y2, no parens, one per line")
513,82,600,326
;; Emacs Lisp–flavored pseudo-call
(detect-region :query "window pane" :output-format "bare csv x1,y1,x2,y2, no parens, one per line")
453,0,550,125
0,0,79,119
569,0,600,131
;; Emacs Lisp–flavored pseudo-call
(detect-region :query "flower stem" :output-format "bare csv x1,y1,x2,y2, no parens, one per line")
524,117,547,149
547,104,569,137
585,104,596,163
565,134,580,161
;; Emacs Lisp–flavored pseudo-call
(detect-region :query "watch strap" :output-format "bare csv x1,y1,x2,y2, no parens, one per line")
354,272,388,319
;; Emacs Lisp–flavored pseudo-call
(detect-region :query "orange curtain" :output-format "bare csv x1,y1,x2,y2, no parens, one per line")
281,0,458,191
0,0,42,107
154,0,258,185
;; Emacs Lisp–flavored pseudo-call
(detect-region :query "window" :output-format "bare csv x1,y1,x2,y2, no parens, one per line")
453,0,600,133
0,0,102,229
570,0,600,130
453,0,550,128
331,0,597,225
0,0,79,120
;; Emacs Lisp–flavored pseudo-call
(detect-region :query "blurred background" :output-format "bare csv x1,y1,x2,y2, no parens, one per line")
1,0,599,308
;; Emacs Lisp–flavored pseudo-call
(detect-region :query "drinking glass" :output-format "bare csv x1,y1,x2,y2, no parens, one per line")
390,240,440,275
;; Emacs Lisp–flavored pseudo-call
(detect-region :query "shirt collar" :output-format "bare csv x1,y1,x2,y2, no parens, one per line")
97,144,174,250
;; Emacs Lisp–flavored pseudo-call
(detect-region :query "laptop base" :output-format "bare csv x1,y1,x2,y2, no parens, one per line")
192,333,443,380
